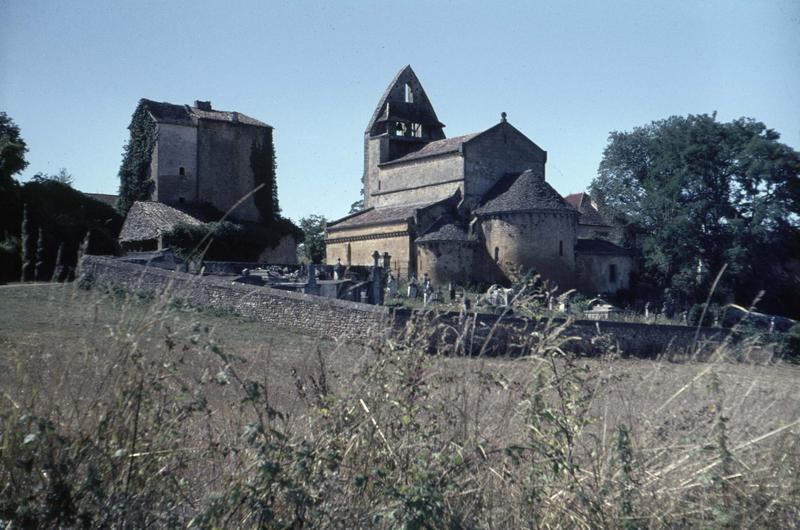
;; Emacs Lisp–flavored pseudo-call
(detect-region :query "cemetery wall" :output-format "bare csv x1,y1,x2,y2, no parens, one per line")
81,256,390,339
80,256,727,357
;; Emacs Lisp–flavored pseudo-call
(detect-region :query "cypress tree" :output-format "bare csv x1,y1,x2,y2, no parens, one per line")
34,227,45,281
52,242,65,282
20,204,32,282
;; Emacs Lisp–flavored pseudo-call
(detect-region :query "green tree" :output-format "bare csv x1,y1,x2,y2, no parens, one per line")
0,112,28,182
32,168,74,187
591,113,800,315
0,112,26,245
349,199,364,214
298,215,327,264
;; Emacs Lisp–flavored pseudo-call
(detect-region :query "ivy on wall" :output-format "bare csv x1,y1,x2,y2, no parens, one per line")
117,100,157,215
250,129,278,223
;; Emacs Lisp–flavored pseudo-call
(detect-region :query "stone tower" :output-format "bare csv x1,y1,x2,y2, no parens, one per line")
362,65,446,208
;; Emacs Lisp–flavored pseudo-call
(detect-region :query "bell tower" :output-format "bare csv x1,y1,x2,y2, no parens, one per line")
362,65,446,208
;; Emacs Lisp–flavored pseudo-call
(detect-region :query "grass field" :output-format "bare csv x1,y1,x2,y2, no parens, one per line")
1,283,799,528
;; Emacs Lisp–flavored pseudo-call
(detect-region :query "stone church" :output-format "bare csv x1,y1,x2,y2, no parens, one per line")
324,65,633,295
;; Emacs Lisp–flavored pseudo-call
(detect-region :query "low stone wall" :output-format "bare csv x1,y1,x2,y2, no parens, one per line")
81,256,390,340
393,310,729,358
81,256,730,357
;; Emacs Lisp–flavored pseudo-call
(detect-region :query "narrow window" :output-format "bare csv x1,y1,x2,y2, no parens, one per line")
377,180,381,191
609,264,617,283
559,240,563,256
179,166,185,176
346,243,352,266
411,122,423,138
494,247,500,262
404,83,414,103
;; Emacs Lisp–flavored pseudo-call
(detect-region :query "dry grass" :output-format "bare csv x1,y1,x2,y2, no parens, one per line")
1,282,798,528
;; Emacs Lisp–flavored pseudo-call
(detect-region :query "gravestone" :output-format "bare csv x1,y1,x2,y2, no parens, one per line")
386,272,398,298
408,275,418,300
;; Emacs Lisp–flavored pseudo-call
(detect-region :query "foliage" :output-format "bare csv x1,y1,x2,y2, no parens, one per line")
0,180,123,283
349,199,364,214
0,112,27,261
0,111,28,183
117,100,157,215
32,167,74,187
591,113,800,317
298,214,327,264
162,218,302,262
250,129,280,222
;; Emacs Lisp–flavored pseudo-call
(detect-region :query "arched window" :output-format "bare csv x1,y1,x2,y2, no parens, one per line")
609,264,618,283
559,240,563,257
179,166,185,176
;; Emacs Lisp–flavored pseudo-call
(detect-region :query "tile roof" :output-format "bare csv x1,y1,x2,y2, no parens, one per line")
85,192,118,207
141,99,271,128
564,192,610,227
380,132,480,165
119,201,204,242
575,238,632,255
416,215,473,243
326,204,418,230
474,170,575,215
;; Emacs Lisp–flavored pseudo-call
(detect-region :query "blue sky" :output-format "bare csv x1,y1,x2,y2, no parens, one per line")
2,0,798,223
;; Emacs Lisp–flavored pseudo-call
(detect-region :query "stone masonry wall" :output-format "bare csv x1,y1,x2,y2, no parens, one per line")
373,154,464,208
463,122,546,208
197,120,264,223
326,221,413,274
575,252,635,296
82,256,390,340
257,234,299,264
480,211,578,288
416,241,477,285
153,123,198,205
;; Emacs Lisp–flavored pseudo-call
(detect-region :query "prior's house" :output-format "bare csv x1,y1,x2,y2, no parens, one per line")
325,65,633,295
132,99,270,223
118,99,298,263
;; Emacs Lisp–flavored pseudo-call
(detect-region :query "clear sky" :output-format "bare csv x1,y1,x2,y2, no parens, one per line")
2,0,799,223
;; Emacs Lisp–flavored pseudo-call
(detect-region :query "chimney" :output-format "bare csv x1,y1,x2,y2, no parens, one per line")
194,100,212,110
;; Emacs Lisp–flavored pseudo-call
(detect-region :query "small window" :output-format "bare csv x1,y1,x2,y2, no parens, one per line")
404,83,414,103
179,167,185,176
377,180,381,191
559,240,563,257
411,122,423,138
609,264,617,283
494,247,500,262
178,197,185,204
394,122,407,136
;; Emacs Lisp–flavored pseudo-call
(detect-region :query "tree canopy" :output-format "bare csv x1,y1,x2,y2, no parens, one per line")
591,113,800,316
298,214,327,264
0,112,28,184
